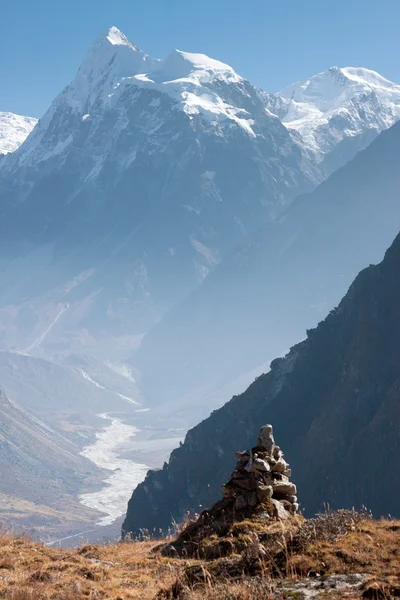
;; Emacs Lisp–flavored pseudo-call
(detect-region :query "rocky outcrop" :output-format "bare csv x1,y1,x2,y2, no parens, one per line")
222,425,297,518
123,228,400,537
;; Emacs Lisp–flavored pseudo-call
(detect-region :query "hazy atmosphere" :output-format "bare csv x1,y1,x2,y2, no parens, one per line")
0,3,399,598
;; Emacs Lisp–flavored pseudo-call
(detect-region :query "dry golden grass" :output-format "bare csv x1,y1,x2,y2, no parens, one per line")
0,532,188,600
0,515,399,599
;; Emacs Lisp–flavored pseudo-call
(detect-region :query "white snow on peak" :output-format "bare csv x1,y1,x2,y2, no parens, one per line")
7,28,253,170
8,27,159,167
64,25,157,113
105,25,137,48
280,66,400,113
158,49,241,83
274,66,400,161
340,67,400,93
113,49,255,135
0,112,38,154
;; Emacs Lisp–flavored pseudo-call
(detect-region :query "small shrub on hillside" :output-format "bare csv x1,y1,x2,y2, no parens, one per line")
295,507,372,548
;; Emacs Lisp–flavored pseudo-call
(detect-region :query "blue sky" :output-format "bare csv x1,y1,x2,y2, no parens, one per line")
3,0,400,117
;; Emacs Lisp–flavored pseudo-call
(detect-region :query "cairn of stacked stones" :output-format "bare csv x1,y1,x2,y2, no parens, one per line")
222,424,298,518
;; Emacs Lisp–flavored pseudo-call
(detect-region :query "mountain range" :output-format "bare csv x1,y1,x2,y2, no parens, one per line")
1,27,399,371
0,27,317,359
1,26,400,541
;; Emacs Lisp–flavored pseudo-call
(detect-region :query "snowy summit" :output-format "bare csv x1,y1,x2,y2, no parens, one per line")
0,112,37,154
280,66,400,112
105,25,139,48
0,25,317,358
267,66,400,171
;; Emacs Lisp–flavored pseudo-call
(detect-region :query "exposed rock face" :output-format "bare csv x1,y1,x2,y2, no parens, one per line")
123,228,400,537
221,425,297,518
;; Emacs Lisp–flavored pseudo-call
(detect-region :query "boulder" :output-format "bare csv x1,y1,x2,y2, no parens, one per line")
253,458,271,472
235,495,248,510
235,478,259,491
257,485,273,503
247,492,258,507
274,459,288,473
257,424,275,454
271,498,292,520
272,481,297,496
286,495,298,504
222,484,236,499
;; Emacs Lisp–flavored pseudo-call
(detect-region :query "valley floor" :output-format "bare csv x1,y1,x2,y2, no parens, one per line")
0,407,184,545
0,515,399,599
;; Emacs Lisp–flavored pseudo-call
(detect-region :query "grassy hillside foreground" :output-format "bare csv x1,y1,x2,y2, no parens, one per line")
0,511,399,599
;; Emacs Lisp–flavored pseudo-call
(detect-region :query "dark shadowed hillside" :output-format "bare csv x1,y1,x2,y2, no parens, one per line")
123,228,400,536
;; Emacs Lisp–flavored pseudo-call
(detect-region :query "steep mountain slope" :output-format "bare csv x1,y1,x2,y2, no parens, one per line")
123,228,400,536
133,120,400,407
268,66,400,175
0,112,37,154
0,386,101,536
0,27,317,358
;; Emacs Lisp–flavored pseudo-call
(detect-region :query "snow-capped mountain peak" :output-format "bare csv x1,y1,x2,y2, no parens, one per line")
338,66,400,93
5,27,159,167
104,25,139,48
157,49,242,84
268,65,400,172
66,26,157,113
107,47,251,134
280,66,400,113
0,27,318,358
0,112,37,154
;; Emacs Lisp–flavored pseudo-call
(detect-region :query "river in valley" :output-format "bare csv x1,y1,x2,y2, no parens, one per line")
78,413,150,526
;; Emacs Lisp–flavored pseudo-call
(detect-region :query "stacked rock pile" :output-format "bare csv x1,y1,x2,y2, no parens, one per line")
222,424,298,518
159,424,298,557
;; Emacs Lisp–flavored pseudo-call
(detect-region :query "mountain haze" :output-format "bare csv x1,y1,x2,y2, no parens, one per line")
0,386,101,537
0,27,318,359
123,227,400,536
133,120,400,407
2,25,400,542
